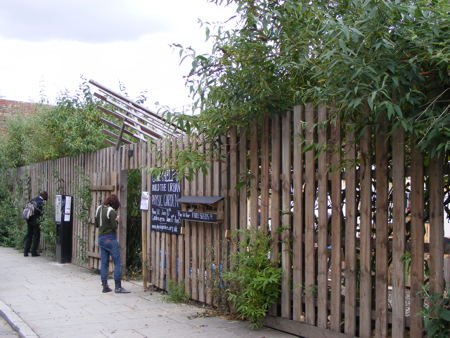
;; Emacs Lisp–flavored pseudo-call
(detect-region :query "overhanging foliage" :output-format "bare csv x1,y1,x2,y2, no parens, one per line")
169,0,449,157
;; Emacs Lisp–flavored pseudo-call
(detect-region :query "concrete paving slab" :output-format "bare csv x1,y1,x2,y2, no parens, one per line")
0,247,296,338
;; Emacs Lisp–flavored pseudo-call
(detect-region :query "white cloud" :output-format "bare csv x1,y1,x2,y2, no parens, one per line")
0,0,236,110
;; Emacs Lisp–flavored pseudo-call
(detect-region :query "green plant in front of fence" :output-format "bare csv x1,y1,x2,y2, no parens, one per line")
163,279,190,303
419,285,450,338
40,202,56,256
224,230,282,329
74,168,92,264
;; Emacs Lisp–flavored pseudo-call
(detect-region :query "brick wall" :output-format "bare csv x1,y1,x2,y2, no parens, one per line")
0,99,40,132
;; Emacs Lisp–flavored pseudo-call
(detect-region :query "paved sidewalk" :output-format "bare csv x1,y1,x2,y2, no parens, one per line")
0,247,295,338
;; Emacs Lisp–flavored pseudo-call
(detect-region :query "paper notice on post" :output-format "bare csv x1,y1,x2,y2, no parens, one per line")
140,191,149,210
64,196,72,221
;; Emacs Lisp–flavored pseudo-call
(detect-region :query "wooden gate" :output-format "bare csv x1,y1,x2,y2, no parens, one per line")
87,171,117,270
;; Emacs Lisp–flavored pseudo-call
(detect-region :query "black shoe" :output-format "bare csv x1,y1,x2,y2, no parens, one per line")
31,253,40,257
114,280,130,294
102,281,112,293
24,253,29,257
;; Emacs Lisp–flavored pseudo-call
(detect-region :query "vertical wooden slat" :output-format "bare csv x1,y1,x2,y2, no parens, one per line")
293,105,304,322
392,128,405,337
344,127,356,335
212,143,221,306
205,141,213,305
198,140,205,304
176,139,184,285
239,128,248,236
429,157,444,295
271,116,281,263
191,139,199,300
317,106,328,328
359,124,372,338
171,142,177,285
249,124,259,231
304,104,316,325
375,117,389,338
183,136,192,297
281,111,292,319
330,114,342,332
261,118,270,233
410,147,424,337
220,134,230,299
229,128,239,263
141,143,148,288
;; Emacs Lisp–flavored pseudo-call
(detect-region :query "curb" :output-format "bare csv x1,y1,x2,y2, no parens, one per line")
0,299,39,338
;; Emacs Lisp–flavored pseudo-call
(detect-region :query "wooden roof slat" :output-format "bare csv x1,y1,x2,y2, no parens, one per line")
99,117,142,140
101,129,132,144
98,106,162,140
95,93,177,137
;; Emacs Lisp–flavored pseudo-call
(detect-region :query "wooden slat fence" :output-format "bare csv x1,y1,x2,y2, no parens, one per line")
12,104,448,337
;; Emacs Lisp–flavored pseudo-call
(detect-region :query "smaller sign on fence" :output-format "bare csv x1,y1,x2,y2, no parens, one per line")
140,191,149,210
150,170,182,234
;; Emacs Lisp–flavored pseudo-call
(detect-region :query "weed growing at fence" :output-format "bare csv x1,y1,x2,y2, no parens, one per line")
164,279,190,303
40,202,56,256
74,168,91,264
420,285,450,338
224,230,282,329
0,167,28,248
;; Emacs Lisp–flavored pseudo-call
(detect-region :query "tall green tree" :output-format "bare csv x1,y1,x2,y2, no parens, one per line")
172,0,449,157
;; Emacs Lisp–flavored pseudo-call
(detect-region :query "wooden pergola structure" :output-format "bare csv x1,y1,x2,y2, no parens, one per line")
89,79,183,148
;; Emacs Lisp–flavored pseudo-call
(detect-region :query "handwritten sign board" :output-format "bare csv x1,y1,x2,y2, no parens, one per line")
151,170,182,234
178,210,218,223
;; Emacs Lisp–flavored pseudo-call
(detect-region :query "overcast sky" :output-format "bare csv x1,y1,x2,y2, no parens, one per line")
0,0,235,111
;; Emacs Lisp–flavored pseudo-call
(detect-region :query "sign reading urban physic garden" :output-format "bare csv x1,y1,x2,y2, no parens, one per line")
150,170,181,234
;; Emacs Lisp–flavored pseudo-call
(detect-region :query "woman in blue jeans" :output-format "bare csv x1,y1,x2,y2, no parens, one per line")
95,194,130,293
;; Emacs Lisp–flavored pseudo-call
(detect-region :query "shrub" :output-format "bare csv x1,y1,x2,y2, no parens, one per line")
224,230,282,329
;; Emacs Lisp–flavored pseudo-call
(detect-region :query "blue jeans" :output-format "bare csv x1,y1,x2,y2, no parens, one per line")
98,235,121,282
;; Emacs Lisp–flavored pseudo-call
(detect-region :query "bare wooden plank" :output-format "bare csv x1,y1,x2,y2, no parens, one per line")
344,127,356,336
249,124,259,231
150,143,157,286
229,127,239,266
429,157,444,295
293,105,304,322
271,115,281,263
239,128,248,239
392,128,405,337
141,143,149,288
304,103,316,325
183,136,192,297
409,146,424,338
281,111,292,319
330,113,342,332
359,124,372,338
375,116,389,338
261,118,270,233
220,134,230,298
213,140,221,306
205,140,213,305
191,139,199,301
317,105,328,328
198,140,205,303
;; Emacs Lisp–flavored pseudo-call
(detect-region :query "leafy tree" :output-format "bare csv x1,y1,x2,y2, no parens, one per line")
170,0,449,157
0,81,108,166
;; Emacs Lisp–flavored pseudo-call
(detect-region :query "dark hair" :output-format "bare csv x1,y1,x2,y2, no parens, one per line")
40,191,48,200
103,194,120,210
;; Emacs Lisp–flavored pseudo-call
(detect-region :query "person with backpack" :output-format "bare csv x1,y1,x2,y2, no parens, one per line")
24,191,48,257
95,194,130,294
